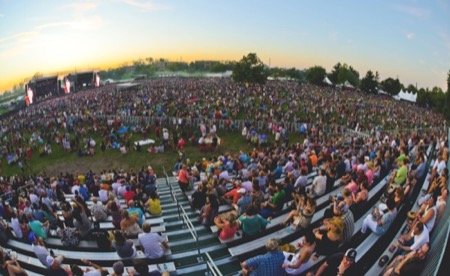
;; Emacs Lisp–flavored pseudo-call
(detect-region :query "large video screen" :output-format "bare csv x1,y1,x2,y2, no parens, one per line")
76,72,94,90
25,76,58,104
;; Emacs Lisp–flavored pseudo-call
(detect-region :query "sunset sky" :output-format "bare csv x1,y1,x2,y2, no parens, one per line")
0,0,449,93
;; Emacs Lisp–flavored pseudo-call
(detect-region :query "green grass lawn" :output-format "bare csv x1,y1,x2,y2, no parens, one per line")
0,127,304,178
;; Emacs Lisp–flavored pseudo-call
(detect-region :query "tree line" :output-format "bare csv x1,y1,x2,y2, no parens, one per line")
232,53,450,120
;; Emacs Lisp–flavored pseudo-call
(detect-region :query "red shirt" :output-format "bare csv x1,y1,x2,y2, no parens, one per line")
178,169,190,184
124,190,136,203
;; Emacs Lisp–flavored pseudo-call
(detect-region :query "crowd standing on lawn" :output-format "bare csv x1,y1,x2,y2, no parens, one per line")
0,77,449,276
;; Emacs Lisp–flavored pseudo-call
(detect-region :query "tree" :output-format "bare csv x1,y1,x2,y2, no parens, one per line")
360,70,378,94
232,53,268,84
328,62,341,84
380,77,402,95
32,72,43,80
328,63,360,87
447,70,450,112
406,84,417,94
306,66,327,86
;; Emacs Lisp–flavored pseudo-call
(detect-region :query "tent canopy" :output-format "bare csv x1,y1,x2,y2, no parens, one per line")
116,82,141,91
323,76,333,85
395,89,417,103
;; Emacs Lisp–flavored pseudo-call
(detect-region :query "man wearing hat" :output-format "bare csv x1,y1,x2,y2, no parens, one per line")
241,238,286,276
308,248,357,276
233,188,251,216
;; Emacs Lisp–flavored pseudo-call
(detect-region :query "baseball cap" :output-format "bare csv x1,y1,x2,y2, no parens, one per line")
113,261,124,274
345,248,357,262
46,255,55,267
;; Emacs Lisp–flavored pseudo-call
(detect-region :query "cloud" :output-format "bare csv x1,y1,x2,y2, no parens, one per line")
35,17,104,31
119,0,165,11
63,2,97,12
392,4,430,18
406,32,415,39
0,32,38,44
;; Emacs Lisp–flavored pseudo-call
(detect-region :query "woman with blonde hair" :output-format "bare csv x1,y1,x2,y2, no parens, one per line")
281,195,316,230
214,211,239,240
313,216,342,255
120,210,140,237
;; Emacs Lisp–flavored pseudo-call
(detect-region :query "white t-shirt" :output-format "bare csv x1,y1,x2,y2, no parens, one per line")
410,227,429,251
29,193,39,206
11,218,22,238
138,232,165,259
312,175,327,196
98,189,109,203
71,185,80,195
433,159,446,175
83,270,102,276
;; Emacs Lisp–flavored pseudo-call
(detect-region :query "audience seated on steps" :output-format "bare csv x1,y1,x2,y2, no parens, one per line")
435,187,448,230
127,200,145,227
306,248,358,276
281,230,316,275
311,216,342,256
308,169,327,198
238,205,269,237
145,191,162,216
260,183,286,219
233,188,252,216
361,197,397,236
56,219,80,248
113,230,137,258
424,168,448,196
350,181,368,218
214,211,239,240
281,194,316,231
90,221,113,250
138,222,170,259
71,199,92,239
381,242,430,276
409,193,437,233
71,258,108,276
91,197,108,222
199,195,219,226
241,238,286,276
120,210,140,238
190,181,207,210
396,221,429,254
0,246,28,276
31,236,64,268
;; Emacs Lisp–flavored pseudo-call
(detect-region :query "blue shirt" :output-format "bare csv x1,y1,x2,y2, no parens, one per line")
245,250,286,276
128,207,145,226
273,166,283,179
377,209,397,235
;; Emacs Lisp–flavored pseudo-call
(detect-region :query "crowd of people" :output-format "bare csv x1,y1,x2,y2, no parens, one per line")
0,77,449,276
179,129,447,275
0,78,446,171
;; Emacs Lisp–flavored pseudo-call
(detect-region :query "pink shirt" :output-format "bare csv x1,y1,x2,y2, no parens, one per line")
366,169,374,187
346,181,359,194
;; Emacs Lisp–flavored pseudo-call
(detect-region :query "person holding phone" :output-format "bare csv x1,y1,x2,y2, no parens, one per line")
282,230,316,275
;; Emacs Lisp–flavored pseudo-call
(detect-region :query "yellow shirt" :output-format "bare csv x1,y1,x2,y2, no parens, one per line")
148,198,161,215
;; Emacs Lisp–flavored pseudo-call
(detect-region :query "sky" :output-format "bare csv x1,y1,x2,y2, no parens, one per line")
0,0,449,93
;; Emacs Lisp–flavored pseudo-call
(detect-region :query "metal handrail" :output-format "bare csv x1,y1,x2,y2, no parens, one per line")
179,205,201,256
205,252,222,276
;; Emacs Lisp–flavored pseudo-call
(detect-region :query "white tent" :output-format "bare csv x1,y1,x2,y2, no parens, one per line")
378,89,389,95
343,81,354,89
323,76,333,85
395,89,417,103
